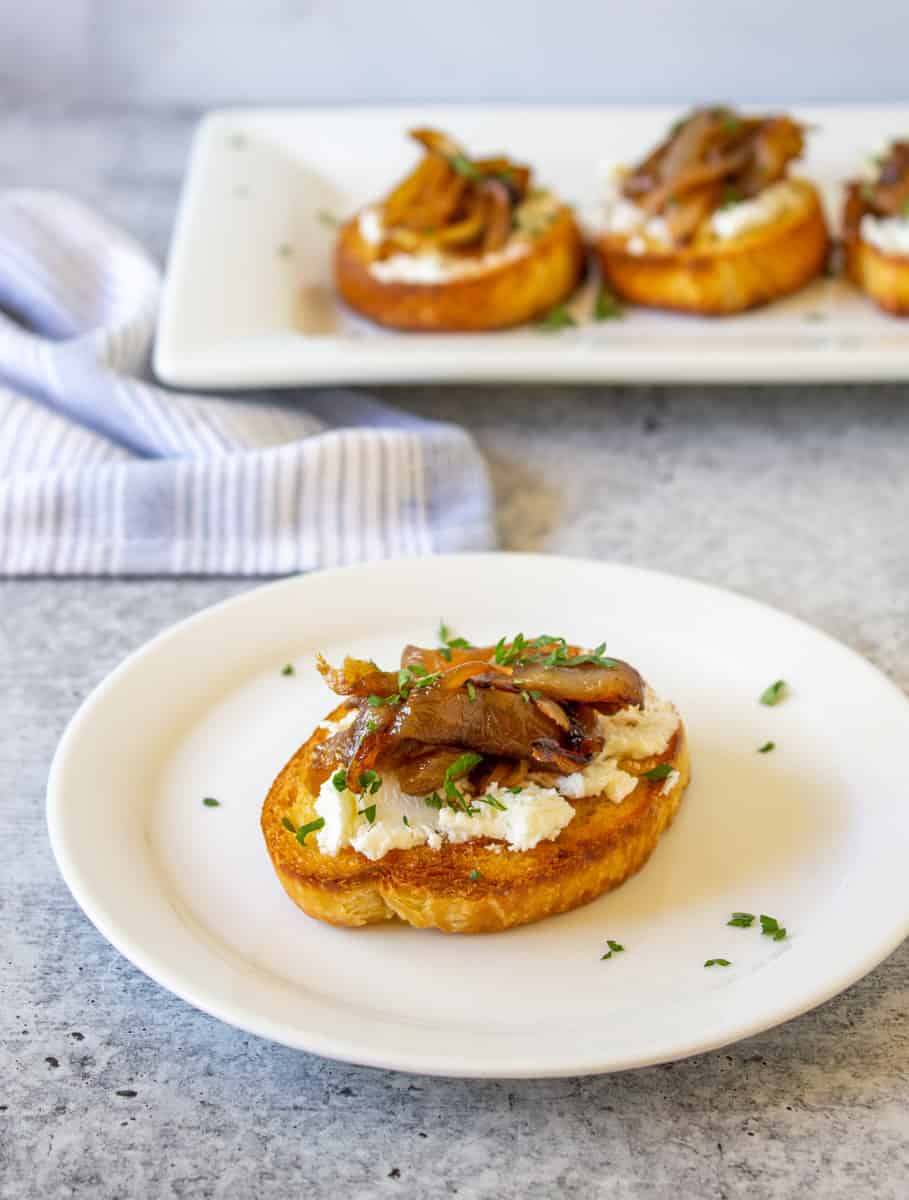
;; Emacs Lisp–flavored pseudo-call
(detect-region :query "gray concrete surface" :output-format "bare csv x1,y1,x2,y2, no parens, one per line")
2,105,909,1199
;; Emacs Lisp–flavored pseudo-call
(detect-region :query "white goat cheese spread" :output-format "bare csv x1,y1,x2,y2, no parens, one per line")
860,213,909,257
602,176,802,246
709,180,803,240
360,191,559,284
314,687,679,861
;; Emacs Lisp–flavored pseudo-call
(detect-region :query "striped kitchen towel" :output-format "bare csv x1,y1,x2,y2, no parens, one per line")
0,191,495,575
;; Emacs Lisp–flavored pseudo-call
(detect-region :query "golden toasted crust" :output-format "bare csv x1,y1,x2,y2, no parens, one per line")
261,705,690,934
596,179,829,315
844,234,909,316
333,206,585,331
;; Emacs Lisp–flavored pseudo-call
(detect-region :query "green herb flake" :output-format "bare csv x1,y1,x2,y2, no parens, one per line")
606,940,625,953
727,912,755,928
506,786,524,794
281,816,297,833
757,741,775,754
296,817,325,845
704,958,732,968
358,804,377,824
477,793,507,812
601,951,615,961
202,797,220,807
538,304,577,331
594,285,624,321
722,114,742,133
366,719,377,733
316,209,341,229
359,769,382,795
445,752,483,782
721,185,742,209
281,663,295,676
466,680,477,703
759,680,787,706
759,914,787,941
642,763,673,781
276,243,293,259
424,793,444,811
468,868,482,881
403,815,411,828
331,769,348,793
449,153,481,181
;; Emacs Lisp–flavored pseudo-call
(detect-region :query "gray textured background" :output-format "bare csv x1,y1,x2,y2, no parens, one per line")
3,5,909,1198
4,0,909,107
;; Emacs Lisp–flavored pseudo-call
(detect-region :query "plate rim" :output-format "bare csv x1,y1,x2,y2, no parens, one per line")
46,553,909,1076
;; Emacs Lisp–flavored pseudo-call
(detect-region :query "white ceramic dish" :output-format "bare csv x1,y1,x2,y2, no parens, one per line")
154,104,909,388
47,554,909,1077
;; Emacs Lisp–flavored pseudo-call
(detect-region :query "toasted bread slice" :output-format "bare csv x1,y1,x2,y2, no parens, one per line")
334,205,585,332
596,178,829,315
844,235,909,316
261,705,690,934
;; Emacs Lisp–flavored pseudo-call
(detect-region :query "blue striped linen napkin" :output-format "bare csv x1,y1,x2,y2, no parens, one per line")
0,191,495,575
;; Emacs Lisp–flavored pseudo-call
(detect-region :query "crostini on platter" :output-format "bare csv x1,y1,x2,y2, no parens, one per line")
262,633,689,934
334,128,585,331
595,106,829,315
843,140,909,315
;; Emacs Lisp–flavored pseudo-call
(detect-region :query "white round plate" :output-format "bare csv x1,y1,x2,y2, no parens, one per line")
48,554,909,1077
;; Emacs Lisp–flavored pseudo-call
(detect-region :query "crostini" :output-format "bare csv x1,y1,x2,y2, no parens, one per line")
843,140,909,315
595,106,829,315
261,634,689,934
334,129,585,331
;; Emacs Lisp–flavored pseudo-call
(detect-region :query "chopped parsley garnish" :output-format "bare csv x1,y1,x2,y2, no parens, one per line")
316,209,341,229
520,689,531,703
358,804,377,824
202,797,220,807
366,719,377,733
506,786,524,794
722,115,742,133
903,198,909,218
642,763,673,781
424,793,444,810
449,154,482,181
281,816,296,833
594,285,624,321
368,666,442,708
281,663,295,676
477,793,507,811
704,958,732,967
441,753,483,814
468,868,482,881
403,815,411,828
438,620,472,654
538,304,577,331
757,742,775,754
759,680,787,706
466,681,477,703
296,817,325,844
606,940,624,953
493,634,614,670
331,769,348,792
759,914,787,941
721,185,742,208
358,770,383,795
727,912,755,928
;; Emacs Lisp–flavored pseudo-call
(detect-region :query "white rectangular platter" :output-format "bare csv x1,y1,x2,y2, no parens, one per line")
154,105,909,388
